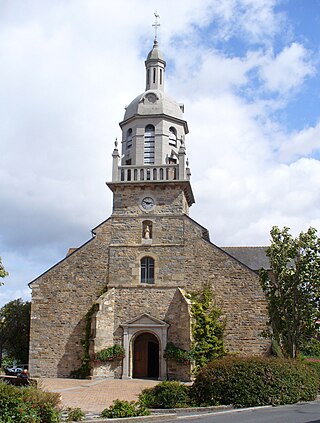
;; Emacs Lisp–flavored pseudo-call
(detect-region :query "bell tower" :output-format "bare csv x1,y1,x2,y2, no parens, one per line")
107,38,194,216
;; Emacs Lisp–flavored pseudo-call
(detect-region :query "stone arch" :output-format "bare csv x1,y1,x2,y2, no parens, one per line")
121,313,169,380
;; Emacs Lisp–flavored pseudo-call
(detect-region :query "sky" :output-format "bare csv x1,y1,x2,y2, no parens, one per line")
1,0,320,307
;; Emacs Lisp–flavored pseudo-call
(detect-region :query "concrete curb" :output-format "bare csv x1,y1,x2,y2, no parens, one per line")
78,405,232,422
81,415,177,422
77,398,320,422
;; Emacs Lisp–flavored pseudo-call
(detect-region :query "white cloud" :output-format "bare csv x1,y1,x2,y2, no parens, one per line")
259,43,315,93
277,122,320,161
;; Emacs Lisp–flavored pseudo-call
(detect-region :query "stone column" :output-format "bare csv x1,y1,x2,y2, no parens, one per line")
112,140,120,182
122,326,131,379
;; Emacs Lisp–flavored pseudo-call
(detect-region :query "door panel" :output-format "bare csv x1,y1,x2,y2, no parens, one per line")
133,333,159,379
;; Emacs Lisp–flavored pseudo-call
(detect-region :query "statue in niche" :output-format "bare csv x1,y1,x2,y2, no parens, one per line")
144,225,150,239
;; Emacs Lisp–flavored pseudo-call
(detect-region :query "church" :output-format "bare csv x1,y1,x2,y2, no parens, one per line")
29,37,270,381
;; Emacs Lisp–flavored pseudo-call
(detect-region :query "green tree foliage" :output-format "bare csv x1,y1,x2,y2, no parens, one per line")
189,285,227,369
0,299,31,365
260,226,320,358
0,256,8,284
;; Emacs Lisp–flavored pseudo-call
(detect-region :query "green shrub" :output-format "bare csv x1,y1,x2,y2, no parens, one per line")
0,382,61,423
95,344,125,362
191,356,319,408
66,407,85,421
302,338,320,358
139,381,190,409
101,399,150,418
164,343,192,364
304,360,320,379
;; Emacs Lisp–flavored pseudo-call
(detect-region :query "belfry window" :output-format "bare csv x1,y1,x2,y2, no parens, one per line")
153,68,156,84
141,257,154,284
126,128,133,149
169,127,177,147
144,125,155,164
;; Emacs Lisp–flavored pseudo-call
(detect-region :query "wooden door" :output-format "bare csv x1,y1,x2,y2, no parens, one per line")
133,337,148,378
133,333,159,379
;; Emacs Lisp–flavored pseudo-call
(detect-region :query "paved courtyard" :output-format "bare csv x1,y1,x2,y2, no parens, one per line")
39,378,160,413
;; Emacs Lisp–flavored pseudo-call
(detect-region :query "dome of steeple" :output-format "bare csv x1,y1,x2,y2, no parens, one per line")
121,39,186,129
146,39,166,64
122,89,185,123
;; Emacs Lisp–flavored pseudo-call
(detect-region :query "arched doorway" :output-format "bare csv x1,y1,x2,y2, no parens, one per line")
133,332,159,379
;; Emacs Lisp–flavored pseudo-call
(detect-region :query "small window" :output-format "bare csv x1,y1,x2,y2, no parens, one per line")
160,69,163,85
153,68,156,84
144,125,155,164
126,128,133,149
147,69,150,85
141,257,154,284
169,127,177,147
168,157,177,164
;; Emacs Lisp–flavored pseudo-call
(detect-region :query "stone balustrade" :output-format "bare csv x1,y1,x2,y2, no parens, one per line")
119,164,179,182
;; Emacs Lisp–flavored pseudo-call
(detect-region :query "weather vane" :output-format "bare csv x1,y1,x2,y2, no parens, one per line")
152,11,160,40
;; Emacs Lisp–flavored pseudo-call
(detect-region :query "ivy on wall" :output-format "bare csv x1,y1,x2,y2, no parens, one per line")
164,285,227,371
70,303,98,378
189,285,227,369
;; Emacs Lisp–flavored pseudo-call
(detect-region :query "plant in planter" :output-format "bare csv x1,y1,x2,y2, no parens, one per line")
164,342,193,365
95,344,125,363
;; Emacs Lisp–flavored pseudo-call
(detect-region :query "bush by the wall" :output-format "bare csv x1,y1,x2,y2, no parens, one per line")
66,407,85,421
0,382,61,423
302,338,320,358
100,399,150,418
139,381,190,409
191,356,319,408
304,359,320,379
95,344,125,362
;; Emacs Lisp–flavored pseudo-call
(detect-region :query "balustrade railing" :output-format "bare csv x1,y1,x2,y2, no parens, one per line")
118,164,179,182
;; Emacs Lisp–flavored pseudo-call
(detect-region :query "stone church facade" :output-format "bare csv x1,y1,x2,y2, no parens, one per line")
29,39,269,380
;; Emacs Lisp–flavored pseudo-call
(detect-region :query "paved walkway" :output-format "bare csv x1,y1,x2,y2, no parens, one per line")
39,378,159,413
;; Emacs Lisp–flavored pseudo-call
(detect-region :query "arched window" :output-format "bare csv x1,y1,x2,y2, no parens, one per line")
141,257,154,284
144,125,155,164
126,128,133,149
169,127,177,147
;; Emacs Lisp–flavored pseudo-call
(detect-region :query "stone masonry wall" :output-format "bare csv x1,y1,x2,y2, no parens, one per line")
183,218,269,355
29,183,269,379
29,221,113,378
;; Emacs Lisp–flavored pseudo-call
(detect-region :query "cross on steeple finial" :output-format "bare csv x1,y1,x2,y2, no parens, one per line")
152,11,160,41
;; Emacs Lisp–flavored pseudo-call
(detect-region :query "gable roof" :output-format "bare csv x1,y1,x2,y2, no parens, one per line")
221,246,270,271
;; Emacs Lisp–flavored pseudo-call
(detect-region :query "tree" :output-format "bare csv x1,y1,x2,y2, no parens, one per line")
0,299,31,366
0,256,8,284
260,226,320,358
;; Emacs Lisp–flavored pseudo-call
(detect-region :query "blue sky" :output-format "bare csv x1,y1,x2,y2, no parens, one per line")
1,0,320,306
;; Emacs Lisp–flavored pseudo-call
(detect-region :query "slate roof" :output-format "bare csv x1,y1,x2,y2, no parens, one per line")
221,246,271,271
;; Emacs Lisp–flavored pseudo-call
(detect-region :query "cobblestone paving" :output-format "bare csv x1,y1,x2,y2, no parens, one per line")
39,378,159,413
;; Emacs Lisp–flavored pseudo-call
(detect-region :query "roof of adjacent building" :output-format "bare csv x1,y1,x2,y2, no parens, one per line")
221,246,270,271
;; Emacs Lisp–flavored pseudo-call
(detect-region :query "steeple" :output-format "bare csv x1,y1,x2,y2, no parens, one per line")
145,38,166,92
108,33,194,208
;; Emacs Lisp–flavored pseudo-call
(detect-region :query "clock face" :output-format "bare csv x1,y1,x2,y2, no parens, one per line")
141,196,155,211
